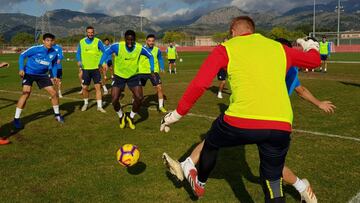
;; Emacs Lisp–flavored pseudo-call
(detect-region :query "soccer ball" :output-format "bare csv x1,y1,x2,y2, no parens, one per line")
179,58,183,62
116,144,140,167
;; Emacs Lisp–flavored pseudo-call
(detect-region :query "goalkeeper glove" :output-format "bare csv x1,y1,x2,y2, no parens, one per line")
296,38,319,52
160,110,182,133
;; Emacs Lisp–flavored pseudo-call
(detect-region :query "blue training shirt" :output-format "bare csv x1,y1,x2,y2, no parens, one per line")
145,45,165,71
53,44,63,69
99,43,155,72
76,37,106,62
286,66,301,95
104,45,113,62
19,45,58,77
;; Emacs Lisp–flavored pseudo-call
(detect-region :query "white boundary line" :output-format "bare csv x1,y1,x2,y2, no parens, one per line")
328,61,360,64
0,89,359,143
349,192,360,203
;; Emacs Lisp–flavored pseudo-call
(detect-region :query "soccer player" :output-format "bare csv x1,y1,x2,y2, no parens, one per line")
160,16,321,202
0,61,11,145
51,39,64,98
76,26,106,113
216,68,227,99
100,30,154,130
163,38,334,203
102,38,112,95
138,34,167,113
13,33,64,130
166,42,177,74
319,36,331,73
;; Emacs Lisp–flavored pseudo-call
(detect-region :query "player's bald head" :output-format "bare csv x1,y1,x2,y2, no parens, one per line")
230,16,255,37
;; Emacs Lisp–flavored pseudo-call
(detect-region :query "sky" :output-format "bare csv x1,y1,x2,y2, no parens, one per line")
0,0,329,22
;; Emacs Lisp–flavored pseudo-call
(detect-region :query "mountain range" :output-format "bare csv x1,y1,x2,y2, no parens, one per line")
0,0,359,41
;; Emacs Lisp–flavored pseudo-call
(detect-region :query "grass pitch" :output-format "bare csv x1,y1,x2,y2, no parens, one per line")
0,51,359,202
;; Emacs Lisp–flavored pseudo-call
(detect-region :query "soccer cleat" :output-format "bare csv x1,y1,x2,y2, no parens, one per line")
103,90,109,95
300,179,317,203
13,118,23,129
119,114,126,129
162,152,184,181
55,114,64,123
58,91,63,98
159,107,168,113
186,169,205,198
97,107,106,113
81,104,88,111
126,112,136,130
217,92,223,99
0,138,10,145
78,89,83,94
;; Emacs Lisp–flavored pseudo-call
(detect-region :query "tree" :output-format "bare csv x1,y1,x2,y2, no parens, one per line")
11,32,34,45
212,32,229,43
0,34,5,45
270,27,305,41
162,31,187,44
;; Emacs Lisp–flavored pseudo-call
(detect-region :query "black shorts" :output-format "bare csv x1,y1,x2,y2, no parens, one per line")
82,69,101,86
217,69,227,81
205,115,290,180
168,59,176,64
107,60,113,67
139,73,162,86
49,69,63,79
22,74,53,89
320,54,328,61
112,75,142,89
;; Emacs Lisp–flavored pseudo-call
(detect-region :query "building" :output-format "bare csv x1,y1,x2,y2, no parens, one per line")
195,36,217,46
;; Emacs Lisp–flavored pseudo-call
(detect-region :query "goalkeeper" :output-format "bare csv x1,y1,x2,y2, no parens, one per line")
160,16,321,202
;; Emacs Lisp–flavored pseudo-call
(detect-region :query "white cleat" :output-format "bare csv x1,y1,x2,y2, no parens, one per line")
217,93,223,99
103,90,109,95
300,179,317,203
97,107,106,113
81,104,88,111
58,93,63,98
162,152,184,181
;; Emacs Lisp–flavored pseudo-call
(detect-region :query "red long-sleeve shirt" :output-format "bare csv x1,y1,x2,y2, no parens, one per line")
176,43,321,132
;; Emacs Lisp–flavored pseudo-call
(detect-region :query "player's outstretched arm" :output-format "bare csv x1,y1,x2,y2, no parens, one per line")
295,85,336,113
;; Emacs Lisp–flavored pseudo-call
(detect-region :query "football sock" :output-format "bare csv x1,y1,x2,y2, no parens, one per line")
52,105,60,115
84,98,89,105
293,177,306,193
14,107,22,119
181,157,196,179
130,111,136,119
117,110,123,118
159,99,164,108
97,100,102,108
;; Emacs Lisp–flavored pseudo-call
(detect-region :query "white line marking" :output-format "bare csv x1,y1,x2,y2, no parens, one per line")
0,89,358,142
349,192,360,203
328,61,360,64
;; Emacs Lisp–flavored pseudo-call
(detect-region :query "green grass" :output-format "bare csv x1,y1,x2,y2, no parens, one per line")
0,52,359,202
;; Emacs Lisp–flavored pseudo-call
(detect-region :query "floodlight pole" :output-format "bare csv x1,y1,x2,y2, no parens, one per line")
336,0,341,46
140,4,144,32
313,0,316,37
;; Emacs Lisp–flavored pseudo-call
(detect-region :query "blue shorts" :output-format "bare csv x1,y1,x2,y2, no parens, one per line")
139,73,162,86
82,69,101,86
320,55,328,61
50,69,63,79
168,59,176,64
22,74,53,89
217,69,227,81
107,60,113,67
112,75,141,89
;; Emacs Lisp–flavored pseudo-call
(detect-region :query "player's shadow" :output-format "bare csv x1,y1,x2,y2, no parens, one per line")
127,161,146,175
0,98,18,110
0,100,81,139
135,94,158,124
62,86,82,96
339,81,360,88
208,86,230,96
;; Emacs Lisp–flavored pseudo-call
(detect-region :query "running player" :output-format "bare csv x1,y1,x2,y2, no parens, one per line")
319,36,331,73
76,26,106,113
138,34,167,113
166,42,177,74
0,61,10,145
160,16,321,202
216,68,227,99
163,38,333,203
102,38,112,95
51,39,64,98
13,33,64,130
100,30,154,130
